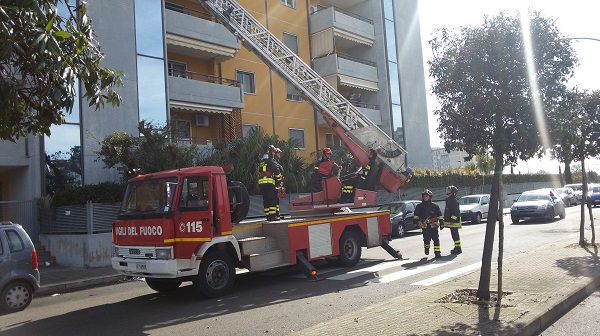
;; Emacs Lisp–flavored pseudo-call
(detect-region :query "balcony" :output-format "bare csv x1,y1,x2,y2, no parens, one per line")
312,53,378,92
168,69,244,111
165,2,240,60
309,6,374,49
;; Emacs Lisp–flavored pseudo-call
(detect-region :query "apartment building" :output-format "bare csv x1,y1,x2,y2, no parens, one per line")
0,0,431,204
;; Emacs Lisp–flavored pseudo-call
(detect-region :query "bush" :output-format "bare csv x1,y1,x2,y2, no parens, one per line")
51,182,126,207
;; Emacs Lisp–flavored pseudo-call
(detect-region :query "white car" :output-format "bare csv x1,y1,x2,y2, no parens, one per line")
458,194,491,224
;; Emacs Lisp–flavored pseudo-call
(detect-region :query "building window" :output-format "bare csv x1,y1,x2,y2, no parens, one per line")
289,128,305,149
236,70,255,94
168,61,187,77
283,32,298,54
242,124,259,137
171,119,191,144
280,0,295,9
326,133,341,148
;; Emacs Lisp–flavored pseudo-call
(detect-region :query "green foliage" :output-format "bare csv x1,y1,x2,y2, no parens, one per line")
407,168,560,189
0,0,123,141
428,10,576,165
50,182,126,207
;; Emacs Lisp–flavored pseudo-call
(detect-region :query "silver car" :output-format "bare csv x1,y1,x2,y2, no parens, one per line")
510,188,566,224
0,221,40,313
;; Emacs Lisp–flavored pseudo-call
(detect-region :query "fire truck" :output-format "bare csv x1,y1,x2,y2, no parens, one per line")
112,0,412,297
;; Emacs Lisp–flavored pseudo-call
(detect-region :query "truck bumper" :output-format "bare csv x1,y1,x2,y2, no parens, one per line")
111,257,181,278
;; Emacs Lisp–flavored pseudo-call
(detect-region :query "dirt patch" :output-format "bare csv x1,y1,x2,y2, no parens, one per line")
436,289,513,307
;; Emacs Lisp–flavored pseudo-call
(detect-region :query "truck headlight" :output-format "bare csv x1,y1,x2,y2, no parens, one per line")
155,248,172,260
114,246,120,257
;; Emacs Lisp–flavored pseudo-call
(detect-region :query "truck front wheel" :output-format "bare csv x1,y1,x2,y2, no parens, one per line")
145,278,182,292
193,250,235,298
338,230,362,267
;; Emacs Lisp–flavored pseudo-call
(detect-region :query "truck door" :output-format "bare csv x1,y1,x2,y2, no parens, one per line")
175,175,213,258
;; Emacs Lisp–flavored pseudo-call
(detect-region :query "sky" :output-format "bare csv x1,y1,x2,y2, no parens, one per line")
417,0,600,174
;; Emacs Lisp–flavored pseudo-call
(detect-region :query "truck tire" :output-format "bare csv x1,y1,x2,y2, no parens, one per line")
145,278,182,292
1,281,33,313
193,250,235,298
338,230,362,267
228,181,250,223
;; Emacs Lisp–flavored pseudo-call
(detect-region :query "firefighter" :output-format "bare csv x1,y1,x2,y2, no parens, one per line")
444,185,462,254
340,148,378,203
310,147,340,191
273,147,285,219
413,189,444,259
258,145,283,221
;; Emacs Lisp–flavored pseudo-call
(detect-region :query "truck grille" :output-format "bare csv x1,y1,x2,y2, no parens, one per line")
116,246,156,258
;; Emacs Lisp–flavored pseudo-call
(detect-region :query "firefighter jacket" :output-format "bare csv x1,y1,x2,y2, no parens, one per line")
258,157,283,187
314,158,339,177
444,195,462,228
414,200,443,229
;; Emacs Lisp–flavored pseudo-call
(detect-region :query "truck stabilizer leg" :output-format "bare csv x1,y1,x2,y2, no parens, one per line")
296,255,321,281
381,240,403,260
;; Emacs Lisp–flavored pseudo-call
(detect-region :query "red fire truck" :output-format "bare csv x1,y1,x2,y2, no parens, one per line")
111,165,400,297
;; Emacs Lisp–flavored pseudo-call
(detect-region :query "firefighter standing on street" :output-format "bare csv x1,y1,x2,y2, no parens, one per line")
258,145,283,221
414,189,444,259
444,185,462,254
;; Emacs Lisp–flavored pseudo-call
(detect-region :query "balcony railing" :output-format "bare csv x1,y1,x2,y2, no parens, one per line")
351,101,379,110
165,1,213,21
168,69,239,87
336,53,377,67
169,136,238,146
311,6,373,25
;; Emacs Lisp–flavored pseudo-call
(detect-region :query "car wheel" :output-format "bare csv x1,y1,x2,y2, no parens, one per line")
338,230,362,267
546,207,555,222
1,281,33,313
474,213,482,224
511,216,520,224
192,250,236,298
396,223,406,238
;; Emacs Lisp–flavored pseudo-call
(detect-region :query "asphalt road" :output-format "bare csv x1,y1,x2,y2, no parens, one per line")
1,206,597,336
539,288,600,335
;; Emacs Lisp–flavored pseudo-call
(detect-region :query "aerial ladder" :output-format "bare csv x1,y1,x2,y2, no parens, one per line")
198,0,412,210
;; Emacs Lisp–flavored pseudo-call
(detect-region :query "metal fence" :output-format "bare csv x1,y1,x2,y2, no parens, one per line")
40,202,120,235
0,200,38,242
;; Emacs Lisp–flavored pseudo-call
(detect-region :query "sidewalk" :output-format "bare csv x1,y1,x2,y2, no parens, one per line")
36,234,600,336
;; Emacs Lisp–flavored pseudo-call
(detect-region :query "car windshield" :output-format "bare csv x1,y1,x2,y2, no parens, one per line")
378,203,404,214
458,196,480,205
591,187,600,193
555,188,568,194
517,193,548,202
566,184,582,191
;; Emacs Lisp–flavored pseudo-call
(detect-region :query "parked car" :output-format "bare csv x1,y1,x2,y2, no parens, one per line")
589,185,600,207
0,221,40,313
510,188,566,224
564,183,584,203
377,201,421,238
555,187,578,206
458,194,491,224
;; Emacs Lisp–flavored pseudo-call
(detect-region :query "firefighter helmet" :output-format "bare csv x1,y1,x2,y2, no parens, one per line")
322,147,332,157
265,145,276,154
422,189,433,198
447,185,458,195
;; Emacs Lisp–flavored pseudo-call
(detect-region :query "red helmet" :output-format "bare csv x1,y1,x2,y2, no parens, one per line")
322,147,332,156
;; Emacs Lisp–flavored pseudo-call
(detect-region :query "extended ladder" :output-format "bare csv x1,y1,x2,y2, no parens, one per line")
198,0,410,192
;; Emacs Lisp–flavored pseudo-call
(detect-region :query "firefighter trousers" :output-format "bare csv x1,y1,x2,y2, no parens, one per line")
422,227,441,253
450,227,461,248
260,184,279,221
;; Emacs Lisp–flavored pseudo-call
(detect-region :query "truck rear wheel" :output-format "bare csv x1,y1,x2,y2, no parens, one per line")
145,278,182,292
338,230,362,267
193,250,235,298
228,181,250,223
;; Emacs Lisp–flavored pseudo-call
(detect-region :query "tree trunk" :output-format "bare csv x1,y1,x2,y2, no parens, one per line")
579,157,587,246
564,159,572,184
477,154,503,301
497,172,504,303
588,197,595,245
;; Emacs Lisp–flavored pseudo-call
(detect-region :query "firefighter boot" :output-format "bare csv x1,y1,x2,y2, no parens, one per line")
424,248,429,255
434,252,443,259
451,247,462,255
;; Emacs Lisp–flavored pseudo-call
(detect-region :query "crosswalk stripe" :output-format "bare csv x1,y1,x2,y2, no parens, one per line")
327,259,415,281
367,260,456,284
410,262,481,286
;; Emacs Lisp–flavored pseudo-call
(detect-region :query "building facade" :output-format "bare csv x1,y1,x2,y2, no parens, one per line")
0,0,431,204
432,148,474,171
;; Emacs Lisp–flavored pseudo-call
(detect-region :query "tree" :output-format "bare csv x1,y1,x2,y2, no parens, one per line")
549,90,580,184
429,10,576,301
0,0,123,141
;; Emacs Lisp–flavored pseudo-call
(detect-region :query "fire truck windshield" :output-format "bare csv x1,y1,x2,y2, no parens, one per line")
119,177,178,218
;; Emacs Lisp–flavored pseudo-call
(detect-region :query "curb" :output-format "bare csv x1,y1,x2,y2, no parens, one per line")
36,275,127,297
519,275,600,336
